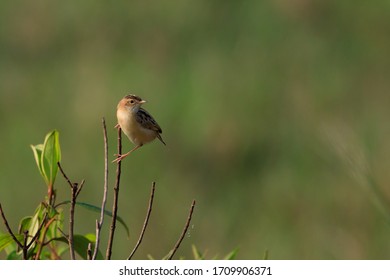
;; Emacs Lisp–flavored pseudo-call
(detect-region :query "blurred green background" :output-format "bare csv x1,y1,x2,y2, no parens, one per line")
1,1,390,259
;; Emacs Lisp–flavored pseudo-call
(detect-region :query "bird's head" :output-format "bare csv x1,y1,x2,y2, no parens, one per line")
119,94,146,112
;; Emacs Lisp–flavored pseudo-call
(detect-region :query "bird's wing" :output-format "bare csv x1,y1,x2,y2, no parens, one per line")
136,108,163,133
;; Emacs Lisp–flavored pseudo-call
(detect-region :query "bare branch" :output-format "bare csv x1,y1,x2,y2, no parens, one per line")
22,230,28,260
87,243,93,260
57,162,77,260
57,162,73,189
128,182,156,260
93,117,109,260
58,163,84,198
0,203,24,248
57,227,68,239
106,126,122,260
167,200,196,260
69,185,77,260
75,179,85,199
43,237,63,246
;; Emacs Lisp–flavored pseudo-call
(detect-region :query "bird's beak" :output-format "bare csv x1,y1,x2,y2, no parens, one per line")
139,100,147,104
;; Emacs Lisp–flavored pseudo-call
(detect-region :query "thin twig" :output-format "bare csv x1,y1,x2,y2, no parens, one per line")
106,126,122,260
93,117,109,260
167,200,196,260
75,179,85,199
87,243,93,260
128,182,156,260
57,164,85,260
58,163,84,199
0,203,23,249
43,237,62,246
58,162,73,189
57,162,77,260
23,230,29,260
69,184,77,260
57,228,68,239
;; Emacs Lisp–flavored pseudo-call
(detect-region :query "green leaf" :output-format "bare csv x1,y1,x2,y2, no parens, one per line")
6,250,21,260
191,244,204,260
18,216,32,233
0,234,23,252
56,234,103,260
31,204,47,229
84,233,96,242
263,249,269,260
27,211,40,245
74,234,104,260
20,204,49,246
57,244,69,257
48,210,63,240
31,144,45,182
223,248,239,260
31,130,61,187
41,130,61,187
58,201,130,237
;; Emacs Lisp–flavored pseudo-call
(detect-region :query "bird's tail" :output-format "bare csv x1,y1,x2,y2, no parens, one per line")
157,134,166,145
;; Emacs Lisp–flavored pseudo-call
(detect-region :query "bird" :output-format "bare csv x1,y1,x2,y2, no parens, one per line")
113,94,166,163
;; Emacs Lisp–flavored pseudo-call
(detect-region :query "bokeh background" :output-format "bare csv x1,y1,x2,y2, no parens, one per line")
1,1,390,259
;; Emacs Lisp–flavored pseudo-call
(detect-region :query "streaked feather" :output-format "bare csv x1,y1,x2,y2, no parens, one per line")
135,108,166,145
136,108,162,133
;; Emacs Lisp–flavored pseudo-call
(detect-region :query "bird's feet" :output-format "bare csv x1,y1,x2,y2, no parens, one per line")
112,145,142,163
112,153,128,163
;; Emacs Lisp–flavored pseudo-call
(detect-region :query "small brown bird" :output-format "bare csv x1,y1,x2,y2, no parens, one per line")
113,94,166,163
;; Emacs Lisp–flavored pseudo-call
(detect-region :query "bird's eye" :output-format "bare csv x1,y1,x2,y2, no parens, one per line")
130,100,134,104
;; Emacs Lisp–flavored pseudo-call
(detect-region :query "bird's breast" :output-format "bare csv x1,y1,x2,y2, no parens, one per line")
117,108,157,145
